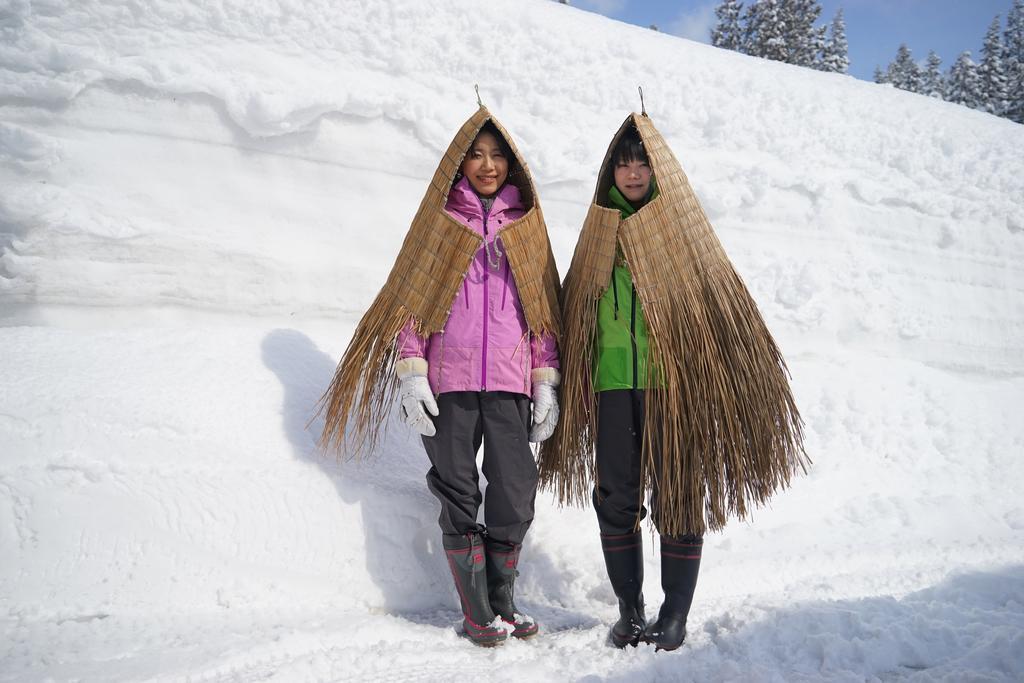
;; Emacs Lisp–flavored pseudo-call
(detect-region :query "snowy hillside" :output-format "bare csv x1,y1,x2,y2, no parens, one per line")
2,0,1023,680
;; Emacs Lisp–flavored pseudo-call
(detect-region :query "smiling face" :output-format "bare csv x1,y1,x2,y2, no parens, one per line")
460,130,509,197
613,158,652,204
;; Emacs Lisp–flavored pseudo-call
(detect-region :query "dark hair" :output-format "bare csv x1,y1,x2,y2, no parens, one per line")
597,126,652,207
611,127,648,166
475,121,513,160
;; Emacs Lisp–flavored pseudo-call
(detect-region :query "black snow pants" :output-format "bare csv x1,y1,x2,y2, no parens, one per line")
593,389,700,541
421,391,538,545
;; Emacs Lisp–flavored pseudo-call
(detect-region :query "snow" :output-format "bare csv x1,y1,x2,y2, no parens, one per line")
1,0,1023,680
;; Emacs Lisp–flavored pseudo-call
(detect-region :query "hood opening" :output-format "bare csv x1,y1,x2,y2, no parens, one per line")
451,116,535,212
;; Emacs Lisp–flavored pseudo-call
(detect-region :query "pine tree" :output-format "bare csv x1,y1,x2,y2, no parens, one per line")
740,1,758,54
978,16,1009,115
820,8,849,73
1004,0,1024,122
781,0,824,67
711,0,745,52
873,65,888,84
947,51,983,109
733,0,836,71
742,0,765,58
886,44,922,93
921,51,945,98
743,0,788,62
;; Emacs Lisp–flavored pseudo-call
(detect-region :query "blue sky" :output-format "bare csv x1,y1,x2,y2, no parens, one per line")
569,0,1015,80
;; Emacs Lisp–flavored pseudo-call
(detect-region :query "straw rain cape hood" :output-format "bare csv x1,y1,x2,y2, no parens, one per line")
317,106,561,456
539,112,807,537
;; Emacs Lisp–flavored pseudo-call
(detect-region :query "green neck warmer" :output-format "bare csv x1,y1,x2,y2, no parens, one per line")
607,176,659,219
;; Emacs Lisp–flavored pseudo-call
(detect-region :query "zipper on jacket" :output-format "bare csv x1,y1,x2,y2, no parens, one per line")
481,203,490,391
630,283,638,389
611,271,620,320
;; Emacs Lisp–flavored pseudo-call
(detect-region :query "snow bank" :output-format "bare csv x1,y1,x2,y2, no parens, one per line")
1,0,1022,680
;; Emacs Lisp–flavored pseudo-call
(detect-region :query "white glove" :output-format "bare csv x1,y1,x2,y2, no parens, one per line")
529,368,561,443
395,358,438,437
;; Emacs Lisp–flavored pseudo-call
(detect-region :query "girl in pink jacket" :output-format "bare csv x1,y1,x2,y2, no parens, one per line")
393,120,559,646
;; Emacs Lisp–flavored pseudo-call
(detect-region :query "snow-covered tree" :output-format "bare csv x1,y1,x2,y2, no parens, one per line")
921,51,945,98
978,16,1009,115
947,51,983,109
732,0,836,69
886,44,922,93
743,0,788,62
820,8,849,73
781,0,824,67
740,0,759,55
873,65,888,84
711,0,745,52
1004,0,1024,122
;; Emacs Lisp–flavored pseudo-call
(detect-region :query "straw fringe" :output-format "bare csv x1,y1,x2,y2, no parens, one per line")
495,209,562,336
315,295,409,456
541,113,807,536
315,213,479,456
315,106,560,457
538,202,618,504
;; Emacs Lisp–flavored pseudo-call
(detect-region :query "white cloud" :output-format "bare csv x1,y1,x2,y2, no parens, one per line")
668,2,717,43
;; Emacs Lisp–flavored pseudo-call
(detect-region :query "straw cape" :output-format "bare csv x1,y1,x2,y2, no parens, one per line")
539,112,807,537
317,106,562,456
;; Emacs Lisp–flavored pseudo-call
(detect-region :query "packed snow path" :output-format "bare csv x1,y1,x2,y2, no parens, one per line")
2,1,1023,680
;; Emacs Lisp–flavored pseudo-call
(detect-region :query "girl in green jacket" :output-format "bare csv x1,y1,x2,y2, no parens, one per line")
591,128,701,652
542,113,805,653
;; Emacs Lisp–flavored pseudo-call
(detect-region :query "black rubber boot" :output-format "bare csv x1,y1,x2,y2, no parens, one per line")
644,535,702,651
600,531,646,648
485,538,539,639
442,533,508,647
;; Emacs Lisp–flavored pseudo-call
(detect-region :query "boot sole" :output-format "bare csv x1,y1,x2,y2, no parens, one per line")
502,619,539,640
610,632,642,648
644,619,687,651
644,633,686,651
511,627,539,640
462,622,509,647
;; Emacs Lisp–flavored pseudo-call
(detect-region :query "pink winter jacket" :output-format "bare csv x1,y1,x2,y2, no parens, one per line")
397,177,559,397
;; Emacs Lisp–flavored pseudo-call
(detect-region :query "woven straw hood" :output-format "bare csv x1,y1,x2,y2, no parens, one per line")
539,112,807,536
316,106,561,456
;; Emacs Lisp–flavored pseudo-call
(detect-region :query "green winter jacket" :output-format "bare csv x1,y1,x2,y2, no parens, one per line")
593,181,659,391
